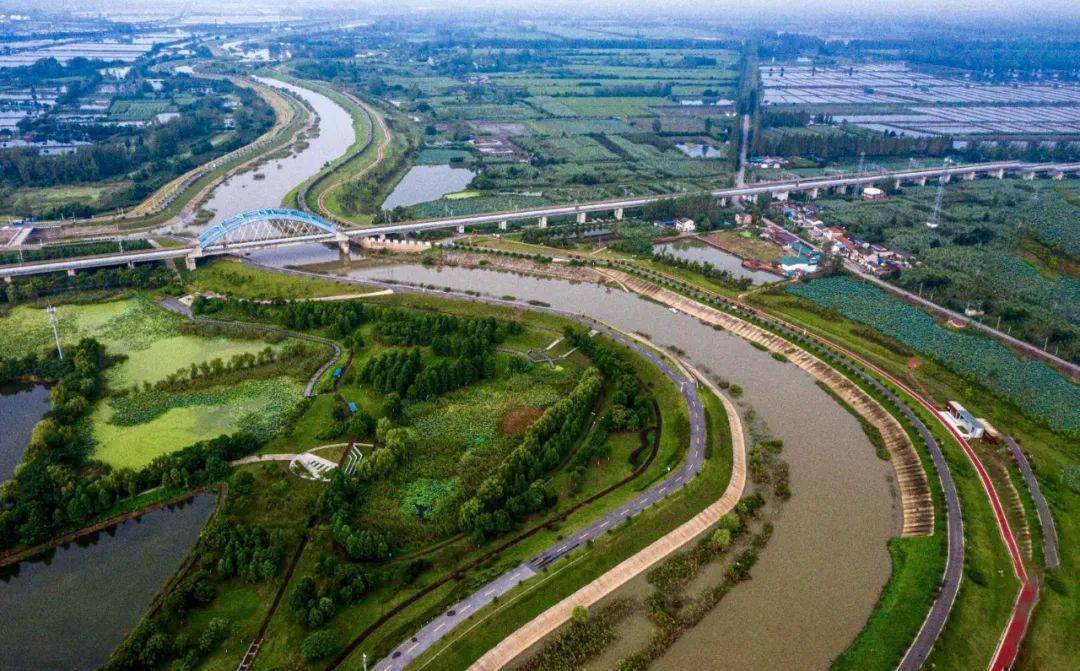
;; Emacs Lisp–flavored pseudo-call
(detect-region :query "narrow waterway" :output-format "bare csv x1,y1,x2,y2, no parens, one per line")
0,382,50,480
0,494,216,671
327,260,899,669
193,77,356,231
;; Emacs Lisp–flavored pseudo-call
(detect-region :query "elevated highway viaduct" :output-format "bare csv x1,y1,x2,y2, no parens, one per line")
2,160,1077,281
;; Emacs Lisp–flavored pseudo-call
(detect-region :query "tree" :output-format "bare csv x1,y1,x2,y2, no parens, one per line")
300,630,339,661
572,604,590,625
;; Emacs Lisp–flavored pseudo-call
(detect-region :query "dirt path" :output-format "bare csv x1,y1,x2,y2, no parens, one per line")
467,368,746,671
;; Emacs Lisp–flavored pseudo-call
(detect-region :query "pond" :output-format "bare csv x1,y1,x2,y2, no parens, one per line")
0,493,217,671
382,164,476,211
0,382,51,480
675,142,726,159
654,239,780,285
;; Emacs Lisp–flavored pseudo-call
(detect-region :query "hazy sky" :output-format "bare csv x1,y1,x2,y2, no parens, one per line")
5,0,1080,19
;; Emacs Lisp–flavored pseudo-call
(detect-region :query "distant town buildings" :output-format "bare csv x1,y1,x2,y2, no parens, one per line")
772,200,915,276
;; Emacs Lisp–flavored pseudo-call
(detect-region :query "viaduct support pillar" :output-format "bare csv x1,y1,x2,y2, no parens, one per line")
538,216,548,228
962,171,976,181
1023,171,1035,181
992,168,1004,179
1051,171,1064,181
614,208,624,221
457,225,465,234
772,191,788,201
498,220,508,230
916,176,927,186
335,232,350,256
576,212,587,224
67,268,76,277
808,188,819,200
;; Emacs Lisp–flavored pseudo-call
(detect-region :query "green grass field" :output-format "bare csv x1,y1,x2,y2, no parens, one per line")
186,258,361,299
91,376,304,469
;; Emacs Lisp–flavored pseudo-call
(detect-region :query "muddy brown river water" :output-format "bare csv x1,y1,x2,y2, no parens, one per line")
247,249,900,669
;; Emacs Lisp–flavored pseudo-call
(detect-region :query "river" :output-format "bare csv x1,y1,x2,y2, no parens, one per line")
0,382,50,480
0,493,217,671
247,249,899,668
192,77,356,231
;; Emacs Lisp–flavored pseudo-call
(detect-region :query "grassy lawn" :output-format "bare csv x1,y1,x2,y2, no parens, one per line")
91,377,304,469
186,258,361,299
106,335,276,388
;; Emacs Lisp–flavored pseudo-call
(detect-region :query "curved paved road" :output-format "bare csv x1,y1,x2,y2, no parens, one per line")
1004,436,1059,570
246,263,708,671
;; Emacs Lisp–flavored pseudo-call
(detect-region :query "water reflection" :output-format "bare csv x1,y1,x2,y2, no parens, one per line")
0,382,51,480
0,494,217,671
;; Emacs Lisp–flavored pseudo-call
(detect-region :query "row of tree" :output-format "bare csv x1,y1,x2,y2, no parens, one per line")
457,367,605,543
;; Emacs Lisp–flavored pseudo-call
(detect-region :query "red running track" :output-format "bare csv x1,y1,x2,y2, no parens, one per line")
734,301,1037,670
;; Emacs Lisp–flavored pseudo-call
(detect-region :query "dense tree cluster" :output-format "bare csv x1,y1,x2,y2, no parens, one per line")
203,522,284,583
2,265,178,305
564,327,652,431
358,347,490,401
754,128,953,160
289,554,374,628
457,367,604,542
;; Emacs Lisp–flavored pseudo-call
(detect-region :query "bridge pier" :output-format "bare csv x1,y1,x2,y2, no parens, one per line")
893,178,902,190
991,168,1005,179
576,212,587,224
498,220,508,230
1022,171,1036,181
457,224,465,234
806,188,818,200
3,275,10,284
772,190,789,201
67,268,76,277
834,185,848,195
538,216,548,228
335,232,351,256
1051,170,1064,181
940,174,952,184
916,176,927,186
717,196,728,207
127,261,135,269
614,208,624,221
962,171,976,181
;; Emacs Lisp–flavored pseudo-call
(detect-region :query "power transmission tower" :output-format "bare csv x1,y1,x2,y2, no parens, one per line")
47,305,63,360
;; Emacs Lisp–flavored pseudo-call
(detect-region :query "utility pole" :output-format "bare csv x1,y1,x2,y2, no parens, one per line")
47,305,63,360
